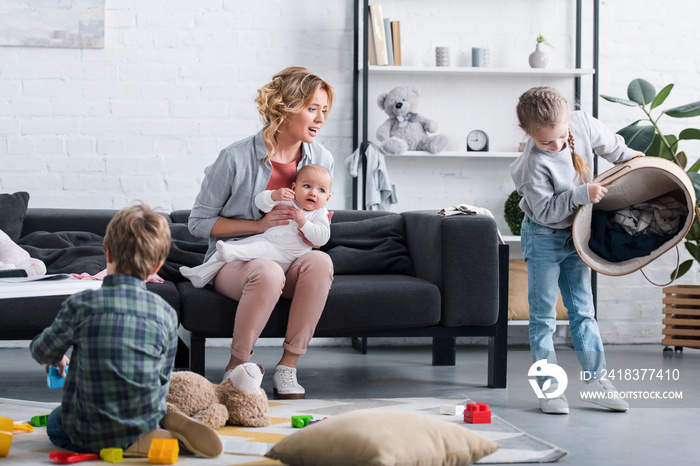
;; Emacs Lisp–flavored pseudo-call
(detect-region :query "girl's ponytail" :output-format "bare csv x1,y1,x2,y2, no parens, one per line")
568,129,590,183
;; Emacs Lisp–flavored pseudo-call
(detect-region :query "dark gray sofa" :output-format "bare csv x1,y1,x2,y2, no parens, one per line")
5,207,508,388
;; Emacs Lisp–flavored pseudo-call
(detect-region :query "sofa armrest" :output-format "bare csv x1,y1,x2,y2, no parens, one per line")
402,210,500,327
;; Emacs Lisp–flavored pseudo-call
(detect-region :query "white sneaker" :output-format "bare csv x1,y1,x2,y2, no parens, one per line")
538,384,569,415
272,365,305,399
579,378,629,412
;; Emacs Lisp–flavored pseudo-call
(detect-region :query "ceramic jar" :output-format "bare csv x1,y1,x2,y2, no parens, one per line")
528,42,548,68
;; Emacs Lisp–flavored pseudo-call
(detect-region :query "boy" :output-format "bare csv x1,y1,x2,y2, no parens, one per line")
30,204,222,457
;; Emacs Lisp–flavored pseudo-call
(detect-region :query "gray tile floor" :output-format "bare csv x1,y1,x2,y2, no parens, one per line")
3,342,698,465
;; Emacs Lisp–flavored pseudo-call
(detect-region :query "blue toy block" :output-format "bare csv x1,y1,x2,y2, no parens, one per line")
47,365,68,389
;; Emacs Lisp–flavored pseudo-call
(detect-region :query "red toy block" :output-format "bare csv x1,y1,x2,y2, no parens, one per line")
463,402,491,424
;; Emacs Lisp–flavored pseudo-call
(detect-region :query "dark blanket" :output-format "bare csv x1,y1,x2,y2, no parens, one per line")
18,225,209,282
19,231,107,275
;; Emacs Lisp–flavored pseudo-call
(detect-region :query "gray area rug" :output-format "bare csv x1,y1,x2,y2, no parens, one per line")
1,396,567,464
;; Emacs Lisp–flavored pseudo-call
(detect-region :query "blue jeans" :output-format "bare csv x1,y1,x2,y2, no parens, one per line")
521,216,606,381
47,406,89,453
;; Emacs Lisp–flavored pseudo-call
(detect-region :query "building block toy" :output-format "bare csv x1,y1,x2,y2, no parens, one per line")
100,448,123,463
47,365,69,389
440,404,463,415
291,415,313,428
148,438,179,464
0,416,13,457
30,415,49,427
463,402,491,424
49,452,100,463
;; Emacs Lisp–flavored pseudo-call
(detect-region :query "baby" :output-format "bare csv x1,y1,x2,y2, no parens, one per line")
181,164,332,288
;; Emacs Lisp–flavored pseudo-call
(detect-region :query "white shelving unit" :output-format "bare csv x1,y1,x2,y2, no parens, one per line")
365,65,595,78
352,0,599,329
386,150,521,158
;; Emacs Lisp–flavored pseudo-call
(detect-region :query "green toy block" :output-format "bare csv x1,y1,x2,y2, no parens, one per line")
29,415,49,427
100,447,123,462
291,415,313,428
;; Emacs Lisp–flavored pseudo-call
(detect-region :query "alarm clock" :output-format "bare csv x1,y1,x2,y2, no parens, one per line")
467,130,489,152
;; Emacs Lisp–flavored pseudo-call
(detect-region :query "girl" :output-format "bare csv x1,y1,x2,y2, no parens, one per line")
188,67,335,399
510,86,644,414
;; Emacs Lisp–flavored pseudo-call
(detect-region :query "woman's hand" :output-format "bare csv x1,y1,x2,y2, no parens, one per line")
632,150,646,158
588,183,608,204
258,204,294,232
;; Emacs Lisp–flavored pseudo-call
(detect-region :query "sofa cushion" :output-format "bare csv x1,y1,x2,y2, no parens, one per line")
322,213,415,276
0,191,30,242
176,275,441,337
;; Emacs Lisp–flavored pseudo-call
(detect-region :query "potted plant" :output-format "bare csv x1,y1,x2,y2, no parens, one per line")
504,190,524,236
602,78,700,278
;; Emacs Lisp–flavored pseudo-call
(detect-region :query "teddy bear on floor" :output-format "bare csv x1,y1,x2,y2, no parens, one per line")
0,229,46,276
376,86,449,155
166,363,271,429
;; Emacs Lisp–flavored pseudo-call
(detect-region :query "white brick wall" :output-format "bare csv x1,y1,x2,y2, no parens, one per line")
1,0,699,344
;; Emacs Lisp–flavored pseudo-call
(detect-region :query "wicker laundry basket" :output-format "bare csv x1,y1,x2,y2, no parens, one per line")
572,157,696,276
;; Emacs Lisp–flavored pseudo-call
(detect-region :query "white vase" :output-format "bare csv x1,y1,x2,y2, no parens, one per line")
528,42,548,68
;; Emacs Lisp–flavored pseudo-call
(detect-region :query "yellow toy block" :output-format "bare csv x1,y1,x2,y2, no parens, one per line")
148,438,179,465
0,416,13,457
100,447,123,463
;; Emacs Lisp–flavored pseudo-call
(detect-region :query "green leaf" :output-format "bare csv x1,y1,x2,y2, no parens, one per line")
679,128,700,140
686,240,700,263
650,84,674,110
647,133,678,160
665,101,700,118
627,79,656,106
601,94,638,107
688,172,700,204
671,259,693,280
686,157,700,174
686,217,700,241
617,124,655,152
676,151,688,169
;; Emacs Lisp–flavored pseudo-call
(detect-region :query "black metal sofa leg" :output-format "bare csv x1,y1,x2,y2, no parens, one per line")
432,336,456,366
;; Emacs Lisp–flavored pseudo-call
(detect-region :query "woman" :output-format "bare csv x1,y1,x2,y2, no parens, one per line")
187,66,335,399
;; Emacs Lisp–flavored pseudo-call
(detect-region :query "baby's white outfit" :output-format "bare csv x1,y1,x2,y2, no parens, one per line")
180,190,330,288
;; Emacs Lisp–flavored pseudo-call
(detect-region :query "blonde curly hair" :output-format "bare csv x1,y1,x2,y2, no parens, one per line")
255,66,335,165
516,86,589,183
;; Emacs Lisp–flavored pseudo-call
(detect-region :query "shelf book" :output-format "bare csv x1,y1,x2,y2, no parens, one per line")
391,20,401,65
368,4,388,65
383,17,394,66
366,4,401,66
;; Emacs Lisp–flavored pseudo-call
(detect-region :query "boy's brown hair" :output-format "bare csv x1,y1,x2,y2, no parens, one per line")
103,204,171,280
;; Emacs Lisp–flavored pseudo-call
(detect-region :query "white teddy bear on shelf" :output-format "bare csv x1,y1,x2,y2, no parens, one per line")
0,229,46,276
376,85,449,155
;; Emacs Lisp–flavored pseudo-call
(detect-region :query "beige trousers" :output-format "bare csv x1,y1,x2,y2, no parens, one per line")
213,250,333,361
